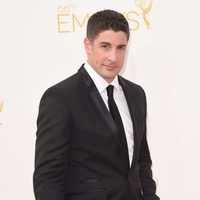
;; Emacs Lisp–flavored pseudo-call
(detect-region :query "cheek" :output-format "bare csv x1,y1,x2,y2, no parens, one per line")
95,52,106,63
119,53,126,62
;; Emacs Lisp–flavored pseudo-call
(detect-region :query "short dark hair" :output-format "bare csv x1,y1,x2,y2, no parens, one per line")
87,9,130,41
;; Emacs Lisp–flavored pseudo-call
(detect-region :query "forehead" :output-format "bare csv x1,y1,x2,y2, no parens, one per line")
93,30,128,45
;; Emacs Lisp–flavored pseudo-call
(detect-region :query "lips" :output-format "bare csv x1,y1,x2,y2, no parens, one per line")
103,64,117,68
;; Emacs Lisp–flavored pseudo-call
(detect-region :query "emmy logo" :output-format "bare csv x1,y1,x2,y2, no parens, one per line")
57,4,89,33
0,100,3,126
58,5,71,15
135,0,153,29
57,5,71,33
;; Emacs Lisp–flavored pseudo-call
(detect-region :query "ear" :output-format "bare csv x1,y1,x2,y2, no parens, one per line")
84,37,92,55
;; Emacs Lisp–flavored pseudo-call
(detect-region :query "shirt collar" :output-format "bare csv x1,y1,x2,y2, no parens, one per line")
84,62,120,93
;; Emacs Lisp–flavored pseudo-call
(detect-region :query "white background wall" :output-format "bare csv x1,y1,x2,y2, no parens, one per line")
0,1,199,199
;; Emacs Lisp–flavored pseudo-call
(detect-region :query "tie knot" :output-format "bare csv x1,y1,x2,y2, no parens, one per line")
106,85,114,97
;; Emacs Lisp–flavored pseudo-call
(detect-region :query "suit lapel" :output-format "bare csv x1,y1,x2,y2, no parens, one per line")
78,66,130,167
78,65,117,133
119,76,139,169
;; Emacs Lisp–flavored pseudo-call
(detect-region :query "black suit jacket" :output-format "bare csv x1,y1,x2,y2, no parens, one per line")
33,65,159,200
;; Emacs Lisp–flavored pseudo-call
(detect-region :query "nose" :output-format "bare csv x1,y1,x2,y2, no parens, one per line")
108,49,117,63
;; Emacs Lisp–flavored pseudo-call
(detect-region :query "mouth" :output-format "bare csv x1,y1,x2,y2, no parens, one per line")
103,64,117,68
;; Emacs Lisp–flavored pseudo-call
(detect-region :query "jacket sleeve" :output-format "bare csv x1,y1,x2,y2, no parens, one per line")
138,88,160,200
33,87,72,200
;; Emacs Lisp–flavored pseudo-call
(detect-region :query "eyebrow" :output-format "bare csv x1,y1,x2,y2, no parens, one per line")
99,41,127,47
99,42,111,45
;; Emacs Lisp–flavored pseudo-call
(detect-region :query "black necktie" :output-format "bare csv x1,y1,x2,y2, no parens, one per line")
106,85,128,151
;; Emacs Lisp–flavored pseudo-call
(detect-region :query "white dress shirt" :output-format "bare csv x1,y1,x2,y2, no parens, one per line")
84,62,134,165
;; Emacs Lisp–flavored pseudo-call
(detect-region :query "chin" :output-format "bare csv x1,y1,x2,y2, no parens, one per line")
103,75,116,83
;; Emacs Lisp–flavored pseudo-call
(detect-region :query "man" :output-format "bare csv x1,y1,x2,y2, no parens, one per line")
33,9,159,200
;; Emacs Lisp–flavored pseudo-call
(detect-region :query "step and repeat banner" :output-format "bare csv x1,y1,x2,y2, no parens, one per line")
0,0,199,199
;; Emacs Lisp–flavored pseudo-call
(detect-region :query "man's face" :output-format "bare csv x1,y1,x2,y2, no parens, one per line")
84,30,128,83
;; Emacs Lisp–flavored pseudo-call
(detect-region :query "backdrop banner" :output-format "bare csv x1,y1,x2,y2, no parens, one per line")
0,1,199,199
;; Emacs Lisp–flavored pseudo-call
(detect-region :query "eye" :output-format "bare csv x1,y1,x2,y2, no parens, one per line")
101,44,110,49
118,45,126,51
100,42,111,50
